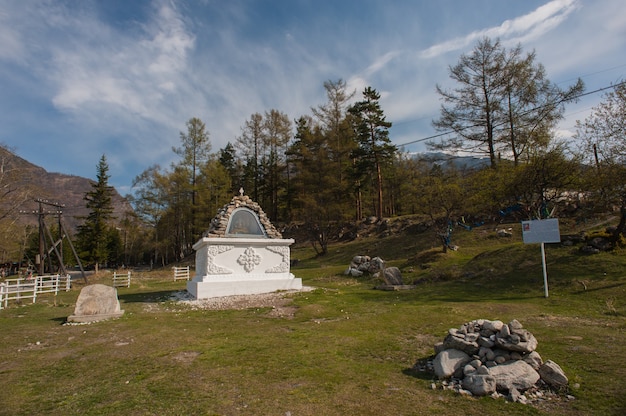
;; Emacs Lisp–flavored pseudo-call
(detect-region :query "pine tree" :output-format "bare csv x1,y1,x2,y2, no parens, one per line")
348,87,396,219
236,113,265,201
287,116,346,254
218,142,241,194
77,154,115,273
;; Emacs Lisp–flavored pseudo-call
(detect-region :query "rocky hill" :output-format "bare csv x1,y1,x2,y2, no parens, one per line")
1,146,133,232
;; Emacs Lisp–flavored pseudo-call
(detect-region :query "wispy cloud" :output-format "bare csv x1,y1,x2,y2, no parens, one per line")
0,0,622,191
49,1,194,128
420,0,580,58
347,50,401,97
0,10,25,63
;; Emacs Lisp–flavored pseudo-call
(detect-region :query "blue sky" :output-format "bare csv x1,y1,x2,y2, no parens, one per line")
1,0,625,194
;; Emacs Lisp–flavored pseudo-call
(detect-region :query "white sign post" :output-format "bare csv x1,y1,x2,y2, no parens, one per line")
521,218,561,298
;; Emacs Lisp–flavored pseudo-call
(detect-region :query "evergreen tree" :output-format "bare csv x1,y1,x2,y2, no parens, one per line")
236,113,265,201
218,142,241,194
77,154,115,273
262,109,292,221
287,116,347,254
348,86,396,219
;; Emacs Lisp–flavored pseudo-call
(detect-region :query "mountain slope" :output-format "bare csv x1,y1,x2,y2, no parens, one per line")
1,145,132,232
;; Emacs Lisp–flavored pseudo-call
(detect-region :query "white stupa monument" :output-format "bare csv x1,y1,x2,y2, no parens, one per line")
187,188,302,299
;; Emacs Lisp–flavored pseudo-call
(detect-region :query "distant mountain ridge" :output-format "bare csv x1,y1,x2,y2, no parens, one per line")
412,152,491,170
1,146,132,231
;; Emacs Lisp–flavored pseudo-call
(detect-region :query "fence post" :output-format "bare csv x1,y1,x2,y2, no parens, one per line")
31,278,37,304
35,275,41,297
113,271,131,288
173,266,190,281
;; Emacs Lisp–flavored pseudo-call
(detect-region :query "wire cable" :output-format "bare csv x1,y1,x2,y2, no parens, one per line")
395,80,626,148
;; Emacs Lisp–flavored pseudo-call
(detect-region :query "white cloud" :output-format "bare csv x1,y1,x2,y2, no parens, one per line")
49,1,194,127
419,0,579,58
0,11,24,63
1,0,623,189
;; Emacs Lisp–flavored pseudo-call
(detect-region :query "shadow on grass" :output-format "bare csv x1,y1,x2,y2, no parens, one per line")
347,283,545,304
402,356,435,381
572,282,625,294
118,290,181,304
51,316,68,324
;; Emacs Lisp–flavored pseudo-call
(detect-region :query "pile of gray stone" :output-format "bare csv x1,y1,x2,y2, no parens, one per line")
203,191,283,239
345,255,385,277
344,255,404,286
430,319,568,402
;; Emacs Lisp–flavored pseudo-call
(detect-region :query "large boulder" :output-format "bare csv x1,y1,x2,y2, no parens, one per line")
538,360,568,389
462,374,497,396
522,351,543,370
482,319,504,332
67,284,125,323
489,360,540,392
382,267,403,285
369,257,385,273
351,255,370,265
347,255,391,276
433,349,471,379
345,267,364,277
443,332,479,356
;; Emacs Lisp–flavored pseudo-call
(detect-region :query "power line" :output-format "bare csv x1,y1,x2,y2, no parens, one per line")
393,65,626,130
555,63,626,86
395,80,626,148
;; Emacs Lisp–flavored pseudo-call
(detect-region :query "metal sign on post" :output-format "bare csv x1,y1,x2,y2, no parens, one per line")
521,218,560,298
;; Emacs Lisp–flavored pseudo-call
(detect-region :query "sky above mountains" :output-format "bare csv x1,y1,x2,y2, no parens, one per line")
1,0,625,193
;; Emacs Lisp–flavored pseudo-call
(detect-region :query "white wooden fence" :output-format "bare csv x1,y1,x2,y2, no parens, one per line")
1,274,71,309
112,271,131,288
173,266,190,281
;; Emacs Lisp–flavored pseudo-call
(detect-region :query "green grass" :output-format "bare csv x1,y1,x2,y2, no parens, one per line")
1,223,625,415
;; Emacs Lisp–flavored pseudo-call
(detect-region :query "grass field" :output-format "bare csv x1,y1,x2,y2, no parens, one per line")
1,221,625,415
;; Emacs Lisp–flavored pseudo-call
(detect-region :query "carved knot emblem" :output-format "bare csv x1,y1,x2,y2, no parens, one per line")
237,247,262,272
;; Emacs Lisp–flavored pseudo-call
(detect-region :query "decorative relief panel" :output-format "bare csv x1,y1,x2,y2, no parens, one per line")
265,245,290,273
237,247,262,272
207,245,234,274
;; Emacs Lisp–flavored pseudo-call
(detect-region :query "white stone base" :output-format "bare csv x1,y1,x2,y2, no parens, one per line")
187,236,301,300
187,277,303,299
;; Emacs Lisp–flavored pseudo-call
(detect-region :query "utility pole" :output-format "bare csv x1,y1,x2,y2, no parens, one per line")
37,200,45,275
37,199,64,275
21,199,88,283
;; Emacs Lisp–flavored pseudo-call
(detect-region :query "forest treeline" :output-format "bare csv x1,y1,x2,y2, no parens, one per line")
4,37,626,271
